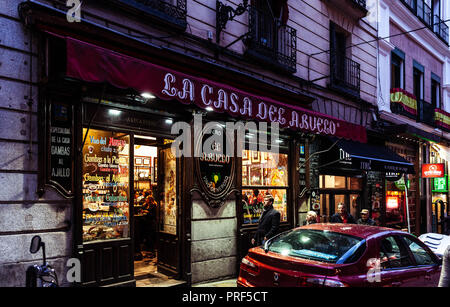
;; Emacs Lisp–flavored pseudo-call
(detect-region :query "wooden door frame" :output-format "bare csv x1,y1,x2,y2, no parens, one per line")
74,102,188,286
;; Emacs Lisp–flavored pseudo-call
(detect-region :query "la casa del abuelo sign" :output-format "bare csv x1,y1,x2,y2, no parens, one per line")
191,123,237,208
65,37,367,143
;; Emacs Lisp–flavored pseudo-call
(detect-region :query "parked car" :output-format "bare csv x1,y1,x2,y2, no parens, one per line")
237,224,442,287
419,233,450,258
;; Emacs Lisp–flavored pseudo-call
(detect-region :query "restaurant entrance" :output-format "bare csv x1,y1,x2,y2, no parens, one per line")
77,100,185,287
319,175,363,222
132,137,180,285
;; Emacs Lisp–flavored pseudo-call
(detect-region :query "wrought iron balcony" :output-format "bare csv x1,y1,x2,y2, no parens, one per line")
111,0,187,30
329,53,360,97
245,5,297,74
434,15,449,44
401,0,449,44
321,0,368,19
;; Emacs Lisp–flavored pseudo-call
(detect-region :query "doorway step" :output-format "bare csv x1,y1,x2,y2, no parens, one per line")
135,257,186,287
135,270,186,287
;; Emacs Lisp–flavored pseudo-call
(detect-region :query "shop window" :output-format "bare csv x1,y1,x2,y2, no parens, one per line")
82,128,130,242
242,149,288,225
323,175,346,189
349,177,363,190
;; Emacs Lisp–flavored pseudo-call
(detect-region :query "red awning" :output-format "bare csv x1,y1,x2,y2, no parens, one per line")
65,37,367,143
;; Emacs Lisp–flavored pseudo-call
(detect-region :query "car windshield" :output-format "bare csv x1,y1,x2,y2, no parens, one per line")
267,229,363,263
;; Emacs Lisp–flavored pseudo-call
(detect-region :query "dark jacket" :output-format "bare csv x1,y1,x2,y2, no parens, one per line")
330,213,356,224
356,218,375,226
253,205,280,246
303,220,317,226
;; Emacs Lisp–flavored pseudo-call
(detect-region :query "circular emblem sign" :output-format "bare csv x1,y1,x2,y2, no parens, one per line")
194,123,235,208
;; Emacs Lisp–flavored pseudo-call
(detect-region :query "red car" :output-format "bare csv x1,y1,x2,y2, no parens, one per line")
237,224,442,287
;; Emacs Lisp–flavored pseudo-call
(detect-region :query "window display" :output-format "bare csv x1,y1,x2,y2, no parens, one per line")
242,150,288,224
82,128,130,242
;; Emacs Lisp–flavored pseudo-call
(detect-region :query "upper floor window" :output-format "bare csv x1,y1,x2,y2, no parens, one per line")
245,0,296,73
413,61,424,101
391,49,405,89
431,73,441,108
329,22,360,97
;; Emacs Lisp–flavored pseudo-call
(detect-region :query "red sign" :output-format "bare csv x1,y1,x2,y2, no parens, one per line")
422,164,445,178
65,37,367,143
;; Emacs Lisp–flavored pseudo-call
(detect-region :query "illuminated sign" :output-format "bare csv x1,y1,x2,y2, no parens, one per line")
433,175,448,193
422,164,445,178
386,196,399,209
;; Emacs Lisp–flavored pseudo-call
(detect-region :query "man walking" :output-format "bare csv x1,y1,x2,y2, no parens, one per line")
251,194,280,246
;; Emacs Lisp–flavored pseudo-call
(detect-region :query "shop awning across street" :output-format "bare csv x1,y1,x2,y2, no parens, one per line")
333,138,415,174
63,36,367,143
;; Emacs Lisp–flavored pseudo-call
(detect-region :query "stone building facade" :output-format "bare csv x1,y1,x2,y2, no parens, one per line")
0,0,381,287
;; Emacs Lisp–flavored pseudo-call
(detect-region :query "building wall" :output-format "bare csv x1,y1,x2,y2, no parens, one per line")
390,22,443,103
0,0,379,286
191,198,237,283
0,0,72,287
377,0,450,114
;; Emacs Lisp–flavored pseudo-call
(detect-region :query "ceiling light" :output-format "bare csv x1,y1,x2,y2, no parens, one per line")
141,92,156,99
205,106,214,112
108,109,121,116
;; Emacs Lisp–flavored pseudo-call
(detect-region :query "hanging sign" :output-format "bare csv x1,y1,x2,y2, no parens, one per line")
422,164,445,178
394,176,410,190
433,175,448,193
386,172,402,182
192,123,236,208
47,102,74,197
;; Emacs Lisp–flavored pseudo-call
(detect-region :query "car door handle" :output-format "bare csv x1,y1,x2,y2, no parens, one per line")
391,281,402,287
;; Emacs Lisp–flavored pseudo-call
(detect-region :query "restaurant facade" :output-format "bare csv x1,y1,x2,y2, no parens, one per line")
0,0,432,287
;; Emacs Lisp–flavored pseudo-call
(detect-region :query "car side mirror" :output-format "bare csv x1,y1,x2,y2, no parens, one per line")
30,235,42,254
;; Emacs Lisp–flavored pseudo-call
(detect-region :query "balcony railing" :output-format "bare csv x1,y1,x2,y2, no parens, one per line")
113,0,187,30
434,15,449,44
401,0,449,44
330,53,361,97
245,6,297,73
321,0,367,19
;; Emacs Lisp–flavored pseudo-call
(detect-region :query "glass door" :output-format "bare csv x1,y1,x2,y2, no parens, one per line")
79,127,133,286
156,142,180,275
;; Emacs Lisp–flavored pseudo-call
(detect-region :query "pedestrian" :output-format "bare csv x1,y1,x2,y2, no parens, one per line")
438,245,450,287
251,193,280,246
357,209,375,226
330,202,356,224
303,211,318,225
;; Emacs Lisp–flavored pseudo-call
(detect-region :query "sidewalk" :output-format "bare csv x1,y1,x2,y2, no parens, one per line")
192,278,237,287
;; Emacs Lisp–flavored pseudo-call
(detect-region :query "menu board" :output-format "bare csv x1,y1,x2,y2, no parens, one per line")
49,102,73,195
82,128,130,242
